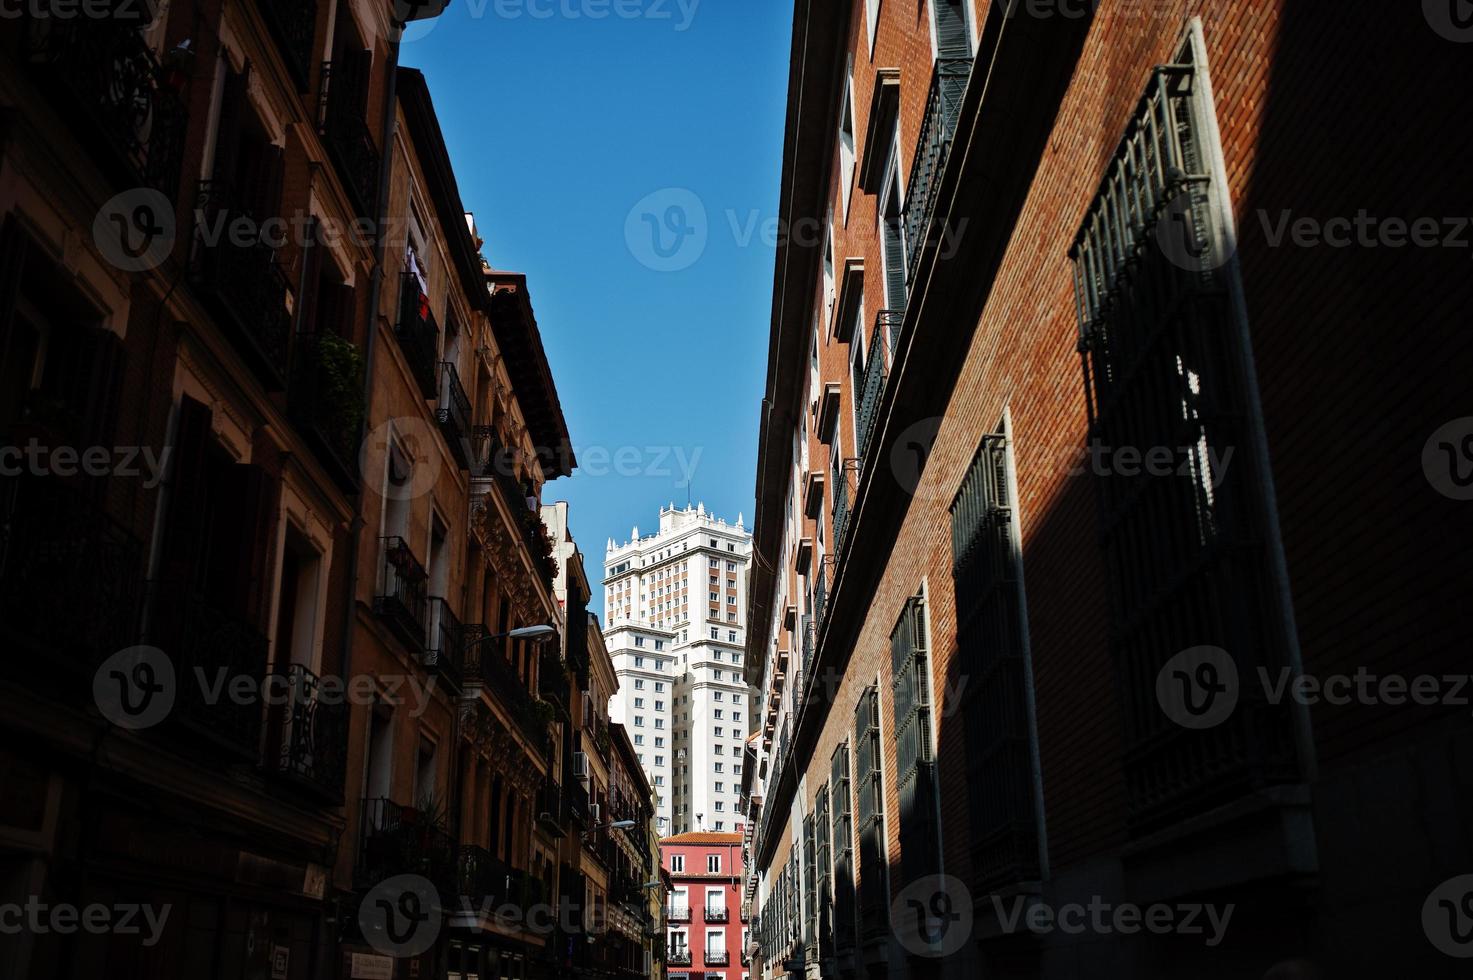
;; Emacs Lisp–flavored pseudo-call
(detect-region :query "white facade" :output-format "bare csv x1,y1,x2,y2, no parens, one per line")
604,503,754,836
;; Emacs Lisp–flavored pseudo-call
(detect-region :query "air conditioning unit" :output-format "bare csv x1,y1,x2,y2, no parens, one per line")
574,751,590,780
590,803,601,823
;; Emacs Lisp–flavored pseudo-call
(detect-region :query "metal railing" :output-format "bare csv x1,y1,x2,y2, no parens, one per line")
192,181,293,387
666,905,690,923
856,311,898,460
462,624,550,754
147,584,269,759
902,59,971,288
704,949,730,965
436,361,472,469
704,905,729,923
374,537,428,648
318,59,379,218
270,663,348,802
395,273,441,398
25,13,189,195
424,597,464,690
357,797,456,891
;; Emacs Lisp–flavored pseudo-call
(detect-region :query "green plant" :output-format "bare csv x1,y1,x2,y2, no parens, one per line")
530,698,556,726
312,333,365,456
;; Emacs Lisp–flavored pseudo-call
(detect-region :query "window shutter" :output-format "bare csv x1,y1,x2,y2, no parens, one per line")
159,396,214,587
297,217,324,336
933,0,971,59
221,463,280,626
212,67,250,192
883,215,906,307
38,324,127,450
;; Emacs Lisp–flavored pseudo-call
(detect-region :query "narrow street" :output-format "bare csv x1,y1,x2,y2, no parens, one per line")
0,2,1469,979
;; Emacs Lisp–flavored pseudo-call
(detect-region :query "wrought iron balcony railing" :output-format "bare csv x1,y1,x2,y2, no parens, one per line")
25,14,188,196
832,465,853,555
146,584,269,759
462,624,551,755
357,797,457,892
288,332,365,491
192,181,294,389
436,361,472,469
318,59,379,219
856,311,899,460
903,58,971,289
704,949,730,965
268,662,348,803
537,776,564,835
667,949,691,966
374,536,428,649
472,430,559,590
256,0,317,89
0,476,144,680
396,273,441,398
456,844,519,907
704,905,729,923
666,905,690,923
424,597,464,691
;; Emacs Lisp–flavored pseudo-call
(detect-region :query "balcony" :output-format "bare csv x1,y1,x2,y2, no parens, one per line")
537,777,564,836
0,477,144,683
318,59,379,219
704,905,729,923
288,332,365,491
436,361,473,469
357,797,457,892
833,468,852,556
267,663,348,803
456,844,519,907
374,537,428,650
256,0,317,89
856,311,899,460
666,905,690,923
704,949,730,966
424,597,464,692
147,584,269,759
462,625,551,755
538,648,568,710
191,181,294,389
902,59,971,289
396,273,441,398
25,14,188,196
667,949,692,966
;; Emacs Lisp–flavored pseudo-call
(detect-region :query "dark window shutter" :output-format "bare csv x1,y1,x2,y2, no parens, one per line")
253,143,286,223
297,217,324,336
212,67,251,192
934,0,971,59
883,215,906,308
0,216,31,429
159,396,215,589
222,463,280,625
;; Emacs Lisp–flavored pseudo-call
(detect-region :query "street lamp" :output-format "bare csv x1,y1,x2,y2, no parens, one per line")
581,818,636,842
465,623,558,652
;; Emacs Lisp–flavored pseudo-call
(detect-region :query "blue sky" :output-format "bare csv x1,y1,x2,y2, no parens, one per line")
402,1,793,602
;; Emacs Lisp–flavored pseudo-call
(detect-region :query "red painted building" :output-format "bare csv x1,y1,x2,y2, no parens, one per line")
661,832,749,980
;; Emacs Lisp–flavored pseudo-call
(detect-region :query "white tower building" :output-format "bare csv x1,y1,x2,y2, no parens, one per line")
604,503,754,836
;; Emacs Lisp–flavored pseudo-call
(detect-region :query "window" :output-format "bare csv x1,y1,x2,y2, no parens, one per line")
635,656,645,667
1067,29,1290,835
656,756,664,766
656,701,665,711
879,134,907,313
714,710,724,720
715,801,725,812
714,763,723,773
839,62,857,218
855,688,888,935
656,718,665,730
635,679,646,690
731,694,742,704
707,855,721,873
714,727,724,737
635,698,645,708
864,0,881,55
928,0,973,60
671,855,685,872
728,631,737,643
656,736,665,747
830,741,856,952
733,713,742,723
635,735,645,745
733,764,742,776
636,637,646,648
635,716,645,727
715,782,724,793
655,682,665,692
892,593,941,885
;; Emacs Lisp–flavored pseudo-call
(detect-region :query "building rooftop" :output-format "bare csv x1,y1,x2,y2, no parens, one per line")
660,831,743,845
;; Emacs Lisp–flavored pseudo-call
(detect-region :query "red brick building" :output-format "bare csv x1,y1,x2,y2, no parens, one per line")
661,832,749,980
742,1,1471,978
